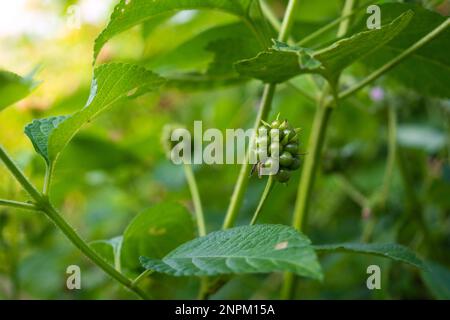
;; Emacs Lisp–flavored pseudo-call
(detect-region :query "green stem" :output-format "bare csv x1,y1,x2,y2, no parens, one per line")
0,145,43,202
281,0,356,299
0,144,149,300
250,176,275,225
43,164,53,196
0,199,39,211
223,0,300,229
339,18,450,101
184,164,206,236
223,84,276,229
132,269,154,288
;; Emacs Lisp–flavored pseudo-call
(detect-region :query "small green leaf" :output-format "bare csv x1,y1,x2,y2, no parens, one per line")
397,124,447,153
90,236,123,270
121,202,195,270
0,69,39,111
314,243,425,269
24,63,165,167
94,0,271,62
24,116,69,165
420,261,450,300
235,10,414,86
140,224,323,279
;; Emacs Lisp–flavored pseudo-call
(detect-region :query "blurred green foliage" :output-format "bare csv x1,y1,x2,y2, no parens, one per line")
0,0,449,299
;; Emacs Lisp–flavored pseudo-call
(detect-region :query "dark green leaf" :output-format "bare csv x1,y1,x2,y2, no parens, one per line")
314,243,425,269
235,10,414,86
352,3,450,98
94,0,271,62
0,69,39,111
24,63,165,167
121,202,195,270
140,224,323,279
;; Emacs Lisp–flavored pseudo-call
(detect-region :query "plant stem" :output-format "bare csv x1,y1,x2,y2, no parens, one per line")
43,165,53,196
281,0,356,299
292,99,333,232
339,18,450,101
250,176,275,225
184,164,206,236
223,0,300,229
132,269,154,287
0,145,43,202
223,84,276,229
0,199,39,211
0,143,149,300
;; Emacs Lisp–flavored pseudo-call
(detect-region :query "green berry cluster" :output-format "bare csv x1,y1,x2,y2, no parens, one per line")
255,117,302,183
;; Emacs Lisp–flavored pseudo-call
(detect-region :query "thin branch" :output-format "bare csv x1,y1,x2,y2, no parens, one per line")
0,199,39,211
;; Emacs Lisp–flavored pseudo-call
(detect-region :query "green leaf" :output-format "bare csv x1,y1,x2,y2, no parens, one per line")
121,202,195,270
352,3,450,98
148,22,261,90
90,236,123,270
24,116,69,165
420,261,450,299
314,243,425,269
140,224,323,279
94,0,271,62
235,10,414,87
0,69,39,111
24,63,165,167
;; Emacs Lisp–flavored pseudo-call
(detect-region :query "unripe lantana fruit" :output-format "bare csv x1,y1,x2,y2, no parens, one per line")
255,116,302,183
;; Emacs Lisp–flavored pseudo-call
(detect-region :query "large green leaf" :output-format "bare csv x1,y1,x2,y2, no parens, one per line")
140,224,323,279
352,3,450,98
314,243,425,269
94,0,271,62
24,63,165,167
235,10,414,87
121,202,195,270
0,69,39,111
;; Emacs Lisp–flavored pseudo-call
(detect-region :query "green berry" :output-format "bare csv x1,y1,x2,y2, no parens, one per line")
289,157,301,170
284,143,298,154
276,169,291,183
279,151,294,167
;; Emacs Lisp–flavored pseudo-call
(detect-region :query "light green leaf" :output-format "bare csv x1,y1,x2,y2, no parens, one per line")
121,202,195,270
140,224,323,279
90,236,123,270
314,243,425,269
24,63,165,167
24,116,68,165
235,10,414,87
421,261,450,300
94,0,271,62
0,69,39,111
352,3,450,98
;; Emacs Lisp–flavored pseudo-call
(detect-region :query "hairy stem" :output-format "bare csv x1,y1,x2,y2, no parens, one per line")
250,176,275,225
0,143,149,300
223,0,300,229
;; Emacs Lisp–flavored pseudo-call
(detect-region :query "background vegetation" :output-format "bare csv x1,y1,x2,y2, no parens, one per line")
0,0,449,299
